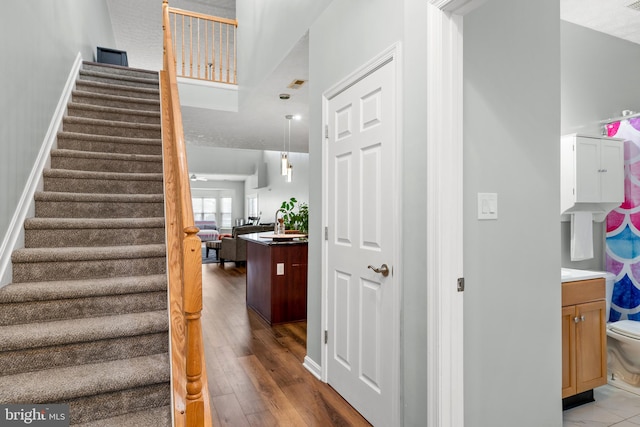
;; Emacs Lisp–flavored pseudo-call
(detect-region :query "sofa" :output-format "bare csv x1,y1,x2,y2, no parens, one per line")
219,224,274,264
195,220,219,242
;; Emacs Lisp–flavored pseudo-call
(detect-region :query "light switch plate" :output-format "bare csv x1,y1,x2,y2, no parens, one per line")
276,263,285,275
478,193,498,220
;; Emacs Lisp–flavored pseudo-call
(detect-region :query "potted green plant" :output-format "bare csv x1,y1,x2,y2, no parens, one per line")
280,197,309,235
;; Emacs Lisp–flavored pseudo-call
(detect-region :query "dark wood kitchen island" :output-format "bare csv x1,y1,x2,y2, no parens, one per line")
241,233,308,325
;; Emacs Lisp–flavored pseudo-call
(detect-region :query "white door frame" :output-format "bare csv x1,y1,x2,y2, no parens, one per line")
426,1,485,427
320,43,402,426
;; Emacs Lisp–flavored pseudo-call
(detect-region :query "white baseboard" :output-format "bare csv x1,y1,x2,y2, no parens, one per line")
303,356,322,380
0,52,83,287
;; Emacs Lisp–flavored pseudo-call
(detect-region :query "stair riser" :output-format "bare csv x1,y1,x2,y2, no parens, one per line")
25,227,165,248
63,120,161,139
68,383,170,424
57,135,162,156
43,176,163,195
35,200,164,219
79,74,160,90
50,156,162,173
75,81,159,101
0,333,168,376
12,256,167,283
72,92,160,112
67,105,161,125
0,292,167,326
82,64,159,81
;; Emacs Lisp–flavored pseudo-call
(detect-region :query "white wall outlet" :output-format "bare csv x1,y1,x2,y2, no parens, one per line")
478,193,498,220
277,263,285,275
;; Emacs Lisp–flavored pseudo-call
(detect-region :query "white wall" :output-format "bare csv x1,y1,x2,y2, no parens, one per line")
0,1,115,265
560,21,640,271
248,151,309,224
464,1,561,426
186,145,262,177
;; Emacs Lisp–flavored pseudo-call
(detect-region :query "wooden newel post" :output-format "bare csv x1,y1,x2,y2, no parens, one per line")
183,225,204,427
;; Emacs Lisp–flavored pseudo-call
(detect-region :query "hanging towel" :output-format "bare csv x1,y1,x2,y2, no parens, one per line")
571,212,594,261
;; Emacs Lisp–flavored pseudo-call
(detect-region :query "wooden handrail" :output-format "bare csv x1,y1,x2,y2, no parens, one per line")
161,1,212,426
168,6,237,84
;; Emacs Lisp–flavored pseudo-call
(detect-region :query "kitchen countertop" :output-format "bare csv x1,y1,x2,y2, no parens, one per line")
561,268,608,283
240,232,308,246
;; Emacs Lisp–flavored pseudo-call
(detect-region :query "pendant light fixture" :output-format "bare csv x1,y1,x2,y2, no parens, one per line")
284,114,293,182
281,116,289,175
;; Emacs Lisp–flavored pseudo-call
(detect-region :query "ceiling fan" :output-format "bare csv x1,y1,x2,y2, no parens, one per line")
189,174,207,182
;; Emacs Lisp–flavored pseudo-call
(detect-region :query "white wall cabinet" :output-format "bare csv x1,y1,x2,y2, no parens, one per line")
561,134,624,220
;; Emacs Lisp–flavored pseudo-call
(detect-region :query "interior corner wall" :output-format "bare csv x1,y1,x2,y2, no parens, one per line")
560,20,640,271
464,0,561,426
0,1,115,264
235,0,332,106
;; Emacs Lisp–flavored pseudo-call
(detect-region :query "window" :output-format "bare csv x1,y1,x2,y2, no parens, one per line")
220,197,232,228
192,197,217,222
247,194,258,220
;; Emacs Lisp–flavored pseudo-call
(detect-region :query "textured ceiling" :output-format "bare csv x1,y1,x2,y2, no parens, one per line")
561,0,640,45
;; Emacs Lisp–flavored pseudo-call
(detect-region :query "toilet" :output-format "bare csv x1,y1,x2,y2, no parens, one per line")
606,272,640,393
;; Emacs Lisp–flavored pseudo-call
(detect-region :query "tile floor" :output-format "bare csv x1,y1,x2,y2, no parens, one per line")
564,385,640,426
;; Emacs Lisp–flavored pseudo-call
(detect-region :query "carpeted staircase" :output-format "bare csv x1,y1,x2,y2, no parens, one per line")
0,62,172,426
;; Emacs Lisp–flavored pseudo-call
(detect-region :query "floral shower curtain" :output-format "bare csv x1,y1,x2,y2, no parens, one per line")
606,118,640,321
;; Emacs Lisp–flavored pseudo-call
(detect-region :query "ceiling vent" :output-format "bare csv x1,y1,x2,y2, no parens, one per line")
628,0,640,11
287,79,306,90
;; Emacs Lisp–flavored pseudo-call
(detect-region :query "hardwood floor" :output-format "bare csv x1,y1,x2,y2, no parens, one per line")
202,263,372,426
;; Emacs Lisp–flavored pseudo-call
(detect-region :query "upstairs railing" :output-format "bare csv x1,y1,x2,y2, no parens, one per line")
168,6,237,84
161,1,212,426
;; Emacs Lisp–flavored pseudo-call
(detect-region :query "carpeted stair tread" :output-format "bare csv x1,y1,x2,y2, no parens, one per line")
12,244,166,264
0,353,169,403
43,168,163,182
51,148,161,163
82,61,159,80
67,102,161,124
75,79,159,97
71,90,160,112
23,217,165,248
57,131,161,147
35,191,163,203
0,274,167,303
62,116,161,133
56,131,161,155
74,405,171,427
0,311,168,351
79,69,160,88
75,81,159,102
24,217,165,230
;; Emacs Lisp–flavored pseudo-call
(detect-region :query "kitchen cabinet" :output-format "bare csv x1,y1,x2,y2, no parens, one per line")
561,278,607,400
243,233,307,325
561,134,623,219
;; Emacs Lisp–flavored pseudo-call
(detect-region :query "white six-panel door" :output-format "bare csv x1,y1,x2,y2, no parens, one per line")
325,54,397,427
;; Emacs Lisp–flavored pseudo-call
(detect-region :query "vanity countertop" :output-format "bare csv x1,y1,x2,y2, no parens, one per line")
561,268,607,283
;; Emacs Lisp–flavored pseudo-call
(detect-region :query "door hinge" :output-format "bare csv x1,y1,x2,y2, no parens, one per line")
325,125,329,139
324,330,328,344
457,277,465,292
325,226,328,240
